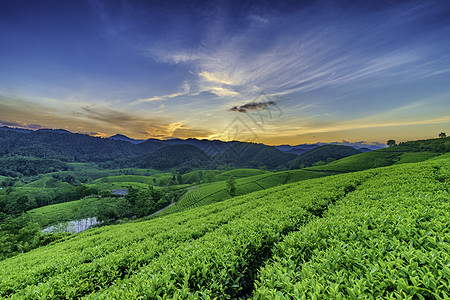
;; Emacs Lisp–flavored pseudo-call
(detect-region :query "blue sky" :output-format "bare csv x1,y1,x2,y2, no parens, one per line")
1,0,449,145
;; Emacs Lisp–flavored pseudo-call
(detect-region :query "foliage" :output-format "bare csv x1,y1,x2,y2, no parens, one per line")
213,142,297,170
0,156,447,298
0,155,68,177
160,169,334,216
226,176,237,196
387,139,396,147
0,129,161,163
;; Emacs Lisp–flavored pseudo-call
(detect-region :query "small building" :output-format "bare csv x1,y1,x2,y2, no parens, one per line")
111,189,128,196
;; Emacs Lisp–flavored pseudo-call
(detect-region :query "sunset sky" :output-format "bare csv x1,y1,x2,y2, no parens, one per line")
1,0,450,145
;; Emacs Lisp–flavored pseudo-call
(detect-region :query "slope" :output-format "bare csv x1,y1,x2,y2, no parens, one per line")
306,137,448,173
287,145,361,169
160,169,335,216
135,144,209,170
1,155,447,298
0,129,162,162
215,142,297,169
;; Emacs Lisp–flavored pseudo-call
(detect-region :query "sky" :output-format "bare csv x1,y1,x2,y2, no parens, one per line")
1,0,450,145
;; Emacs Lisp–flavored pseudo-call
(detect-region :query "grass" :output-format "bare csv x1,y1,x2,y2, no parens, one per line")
28,197,101,228
306,151,442,173
160,169,335,215
215,168,270,181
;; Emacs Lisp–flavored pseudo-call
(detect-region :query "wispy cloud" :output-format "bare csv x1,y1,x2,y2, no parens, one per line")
0,120,42,130
149,1,450,105
138,82,191,102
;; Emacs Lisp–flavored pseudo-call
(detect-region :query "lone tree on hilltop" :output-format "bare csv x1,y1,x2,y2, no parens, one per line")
387,139,396,147
439,132,447,138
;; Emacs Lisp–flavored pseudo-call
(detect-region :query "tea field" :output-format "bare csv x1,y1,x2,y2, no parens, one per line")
0,154,447,298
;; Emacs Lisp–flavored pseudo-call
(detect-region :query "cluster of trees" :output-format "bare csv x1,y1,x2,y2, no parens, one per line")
385,135,449,153
0,212,70,260
0,156,69,177
92,186,185,223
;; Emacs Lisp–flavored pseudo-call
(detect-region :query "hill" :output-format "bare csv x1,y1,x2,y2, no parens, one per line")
215,142,297,169
0,154,447,298
307,137,448,173
108,134,146,144
161,169,335,216
287,145,361,169
0,129,162,163
135,144,209,170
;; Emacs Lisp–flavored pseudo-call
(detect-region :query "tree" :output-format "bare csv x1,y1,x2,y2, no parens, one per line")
176,174,183,184
387,140,396,147
438,132,446,138
226,177,237,197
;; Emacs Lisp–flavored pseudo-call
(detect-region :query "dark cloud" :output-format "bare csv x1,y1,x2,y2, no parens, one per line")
0,120,41,130
230,100,277,113
172,127,214,139
81,106,138,125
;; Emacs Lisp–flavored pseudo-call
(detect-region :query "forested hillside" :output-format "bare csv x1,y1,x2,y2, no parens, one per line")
0,129,161,162
287,145,361,169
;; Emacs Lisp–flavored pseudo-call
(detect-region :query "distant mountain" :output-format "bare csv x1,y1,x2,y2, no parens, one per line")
109,134,146,144
275,144,318,154
37,128,72,134
276,141,385,155
0,129,161,162
287,145,362,169
161,138,238,156
107,134,236,155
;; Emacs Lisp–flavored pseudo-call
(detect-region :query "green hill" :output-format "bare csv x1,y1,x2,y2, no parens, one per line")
135,144,209,170
287,145,361,169
1,155,447,298
306,138,447,173
161,169,335,215
214,168,270,181
215,142,297,169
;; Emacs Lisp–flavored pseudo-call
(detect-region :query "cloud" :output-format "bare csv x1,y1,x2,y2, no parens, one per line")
0,120,42,130
139,82,191,102
81,106,138,125
199,71,239,85
172,126,215,139
148,1,450,105
207,87,239,97
230,100,277,113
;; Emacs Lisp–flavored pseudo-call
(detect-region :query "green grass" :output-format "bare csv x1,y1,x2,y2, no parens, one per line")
0,156,447,298
306,151,442,173
161,169,335,215
66,162,99,171
29,198,90,227
46,168,162,182
94,175,155,185
393,152,440,164
215,168,270,181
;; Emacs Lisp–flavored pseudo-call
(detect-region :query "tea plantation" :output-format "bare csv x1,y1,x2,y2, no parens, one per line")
0,154,448,298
